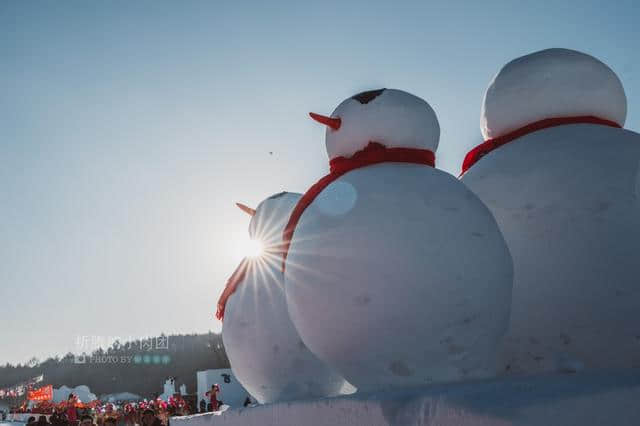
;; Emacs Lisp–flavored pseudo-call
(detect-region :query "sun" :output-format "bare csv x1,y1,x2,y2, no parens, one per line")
231,231,265,261
243,238,264,258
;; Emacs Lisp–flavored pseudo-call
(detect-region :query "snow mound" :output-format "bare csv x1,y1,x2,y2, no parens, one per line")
171,370,640,426
53,385,96,403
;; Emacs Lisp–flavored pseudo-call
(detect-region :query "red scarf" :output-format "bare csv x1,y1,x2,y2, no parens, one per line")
280,141,435,272
216,258,250,320
460,116,621,175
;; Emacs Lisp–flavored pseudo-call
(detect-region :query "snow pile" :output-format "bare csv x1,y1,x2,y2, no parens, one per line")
53,385,96,403
172,370,640,426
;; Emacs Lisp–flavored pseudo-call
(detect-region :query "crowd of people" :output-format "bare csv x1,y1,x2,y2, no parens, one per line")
3,380,252,425
9,393,191,426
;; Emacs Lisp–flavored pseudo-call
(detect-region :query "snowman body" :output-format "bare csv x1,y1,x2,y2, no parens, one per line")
461,48,640,374
462,124,640,374
285,162,513,391
222,192,347,403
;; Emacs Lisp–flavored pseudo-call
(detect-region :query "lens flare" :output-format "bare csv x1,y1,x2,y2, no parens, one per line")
245,238,263,258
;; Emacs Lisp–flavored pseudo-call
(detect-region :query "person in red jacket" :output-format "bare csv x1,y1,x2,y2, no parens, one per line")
205,384,220,411
66,394,78,425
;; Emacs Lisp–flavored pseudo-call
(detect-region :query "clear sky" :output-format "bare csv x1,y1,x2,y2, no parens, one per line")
1,0,638,365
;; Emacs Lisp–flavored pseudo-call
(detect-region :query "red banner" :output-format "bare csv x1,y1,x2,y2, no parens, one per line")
28,385,53,402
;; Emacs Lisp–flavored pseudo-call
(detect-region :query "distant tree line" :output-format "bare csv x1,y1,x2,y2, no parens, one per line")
0,332,229,399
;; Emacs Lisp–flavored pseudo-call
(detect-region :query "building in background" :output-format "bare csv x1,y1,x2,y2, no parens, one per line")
196,369,252,409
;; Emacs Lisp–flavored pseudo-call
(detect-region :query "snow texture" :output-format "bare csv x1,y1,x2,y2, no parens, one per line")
285,163,513,392
462,124,640,376
323,89,440,160
222,192,348,404
170,369,640,426
247,192,301,244
481,48,627,140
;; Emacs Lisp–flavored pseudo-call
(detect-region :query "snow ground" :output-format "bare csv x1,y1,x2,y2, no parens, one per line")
171,369,640,426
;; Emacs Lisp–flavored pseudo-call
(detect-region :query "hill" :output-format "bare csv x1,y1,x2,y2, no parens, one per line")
0,332,229,398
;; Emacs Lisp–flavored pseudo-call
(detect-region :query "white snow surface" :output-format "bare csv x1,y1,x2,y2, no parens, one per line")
170,369,640,426
481,48,627,140
248,192,301,245
323,89,440,160
285,163,513,392
223,192,349,404
461,124,640,376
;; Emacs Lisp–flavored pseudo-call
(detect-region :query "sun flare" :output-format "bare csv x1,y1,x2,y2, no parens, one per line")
244,238,264,258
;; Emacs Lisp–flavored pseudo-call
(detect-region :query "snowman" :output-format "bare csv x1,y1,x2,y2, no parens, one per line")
282,88,513,392
460,48,640,375
217,192,349,403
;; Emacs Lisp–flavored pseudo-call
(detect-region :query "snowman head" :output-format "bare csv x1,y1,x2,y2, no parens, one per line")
236,192,301,253
481,48,627,140
310,88,440,160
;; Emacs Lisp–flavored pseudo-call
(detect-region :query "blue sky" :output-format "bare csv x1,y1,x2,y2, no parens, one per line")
1,0,638,365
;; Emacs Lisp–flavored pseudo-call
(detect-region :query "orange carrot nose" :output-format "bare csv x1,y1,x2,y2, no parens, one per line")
309,112,341,130
236,202,256,216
